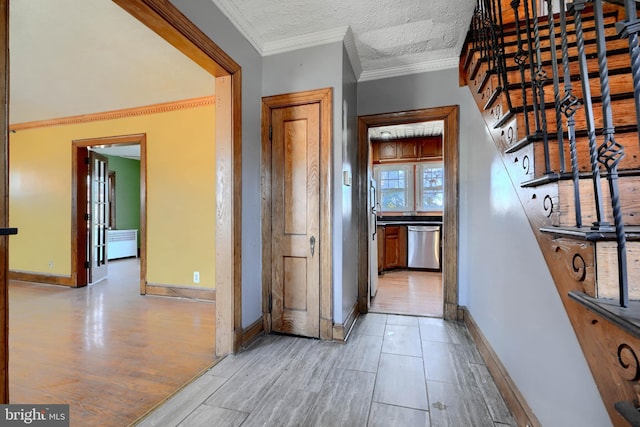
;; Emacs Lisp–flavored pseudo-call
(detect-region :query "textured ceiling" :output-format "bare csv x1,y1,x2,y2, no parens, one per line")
211,0,476,80
9,0,470,147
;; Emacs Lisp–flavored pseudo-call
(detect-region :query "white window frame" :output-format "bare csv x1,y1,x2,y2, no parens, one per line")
416,161,444,212
374,164,414,212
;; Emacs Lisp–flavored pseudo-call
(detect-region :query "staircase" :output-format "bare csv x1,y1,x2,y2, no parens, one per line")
461,0,640,425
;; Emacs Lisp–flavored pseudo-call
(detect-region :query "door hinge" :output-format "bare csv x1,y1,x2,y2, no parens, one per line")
268,293,272,312
84,261,90,269
85,213,91,221
85,157,91,165
269,126,272,141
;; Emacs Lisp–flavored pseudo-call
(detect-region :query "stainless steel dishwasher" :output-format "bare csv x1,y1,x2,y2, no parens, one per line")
407,225,441,269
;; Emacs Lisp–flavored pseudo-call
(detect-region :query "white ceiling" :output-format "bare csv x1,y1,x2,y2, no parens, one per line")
9,0,471,157
212,0,476,81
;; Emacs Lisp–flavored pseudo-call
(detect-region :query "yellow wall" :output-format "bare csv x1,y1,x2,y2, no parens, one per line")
9,104,217,289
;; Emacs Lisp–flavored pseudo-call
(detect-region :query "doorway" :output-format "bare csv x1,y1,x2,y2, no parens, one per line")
357,106,460,321
72,134,145,289
0,0,243,404
261,88,333,340
368,121,444,317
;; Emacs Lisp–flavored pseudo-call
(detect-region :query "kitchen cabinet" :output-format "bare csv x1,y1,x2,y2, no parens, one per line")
377,226,385,274
378,225,408,272
399,141,418,159
372,136,442,163
375,142,397,161
418,137,443,158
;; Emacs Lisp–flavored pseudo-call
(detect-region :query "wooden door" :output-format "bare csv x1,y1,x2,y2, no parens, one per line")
89,152,109,284
271,103,321,338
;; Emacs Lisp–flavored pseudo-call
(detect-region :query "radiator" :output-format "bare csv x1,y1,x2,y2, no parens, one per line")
107,229,138,260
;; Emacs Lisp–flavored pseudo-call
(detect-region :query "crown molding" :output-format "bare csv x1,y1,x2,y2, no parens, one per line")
10,96,215,131
343,27,362,80
358,57,459,82
262,26,349,56
210,0,265,54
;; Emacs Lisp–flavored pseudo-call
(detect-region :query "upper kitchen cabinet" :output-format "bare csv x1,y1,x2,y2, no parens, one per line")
372,136,442,164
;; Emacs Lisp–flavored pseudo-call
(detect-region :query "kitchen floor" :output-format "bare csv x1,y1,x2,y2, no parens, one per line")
370,270,443,317
135,313,516,426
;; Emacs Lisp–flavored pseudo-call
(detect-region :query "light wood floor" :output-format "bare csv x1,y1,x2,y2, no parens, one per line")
9,258,216,427
137,313,516,426
370,270,443,317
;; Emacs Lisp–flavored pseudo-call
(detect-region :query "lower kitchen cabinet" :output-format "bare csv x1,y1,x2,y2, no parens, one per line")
377,225,407,272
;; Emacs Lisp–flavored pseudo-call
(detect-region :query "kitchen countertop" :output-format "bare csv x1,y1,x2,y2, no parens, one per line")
376,220,442,226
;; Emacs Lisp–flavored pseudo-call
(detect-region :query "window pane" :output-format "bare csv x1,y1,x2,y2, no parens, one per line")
417,163,443,211
374,164,413,211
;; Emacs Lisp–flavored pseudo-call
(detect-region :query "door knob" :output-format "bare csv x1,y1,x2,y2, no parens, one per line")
310,235,316,257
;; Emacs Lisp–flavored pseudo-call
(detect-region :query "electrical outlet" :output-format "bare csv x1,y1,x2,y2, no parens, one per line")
49,261,54,269
193,271,200,284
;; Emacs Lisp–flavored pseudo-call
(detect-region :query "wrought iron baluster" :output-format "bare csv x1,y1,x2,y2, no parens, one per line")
524,0,543,142
558,0,583,228
512,0,532,138
531,0,552,175
593,0,628,307
616,0,640,147
546,0,565,174
569,0,608,230
495,0,513,112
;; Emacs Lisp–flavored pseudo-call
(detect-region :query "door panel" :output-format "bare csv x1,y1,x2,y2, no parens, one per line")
271,103,320,338
90,152,109,284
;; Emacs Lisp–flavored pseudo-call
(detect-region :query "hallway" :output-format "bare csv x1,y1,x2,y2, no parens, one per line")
137,313,515,426
9,258,216,426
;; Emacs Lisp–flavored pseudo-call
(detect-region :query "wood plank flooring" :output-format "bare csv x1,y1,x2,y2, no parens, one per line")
137,313,516,426
370,270,443,317
9,258,216,427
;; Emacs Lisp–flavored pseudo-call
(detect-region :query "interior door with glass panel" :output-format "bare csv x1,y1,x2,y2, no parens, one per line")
89,151,109,284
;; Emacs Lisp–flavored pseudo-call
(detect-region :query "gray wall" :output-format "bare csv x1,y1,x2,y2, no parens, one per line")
168,3,610,423
262,41,356,324
171,0,263,328
358,69,609,426
341,46,359,323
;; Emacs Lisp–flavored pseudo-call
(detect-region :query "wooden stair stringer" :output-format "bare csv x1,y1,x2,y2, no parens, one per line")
468,91,640,426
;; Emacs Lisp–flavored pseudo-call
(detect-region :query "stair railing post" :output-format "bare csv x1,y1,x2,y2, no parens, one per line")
512,0,533,137
558,0,583,228
494,0,513,112
531,0,553,176
547,0,566,174
568,0,609,230
616,0,640,148
593,0,628,307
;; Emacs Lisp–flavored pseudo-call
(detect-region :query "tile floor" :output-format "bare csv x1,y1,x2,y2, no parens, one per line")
135,313,516,426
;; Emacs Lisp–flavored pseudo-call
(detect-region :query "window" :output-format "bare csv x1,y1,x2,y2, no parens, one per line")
417,162,444,212
374,165,413,211
373,162,444,213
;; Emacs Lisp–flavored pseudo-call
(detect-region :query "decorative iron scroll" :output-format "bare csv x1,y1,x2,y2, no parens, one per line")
572,253,587,282
506,126,514,145
522,155,531,175
618,343,640,381
543,195,554,217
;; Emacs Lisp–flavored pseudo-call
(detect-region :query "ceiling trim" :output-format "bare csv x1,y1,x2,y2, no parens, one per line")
358,57,459,82
210,0,265,54
343,27,362,80
10,95,215,132
263,26,348,56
